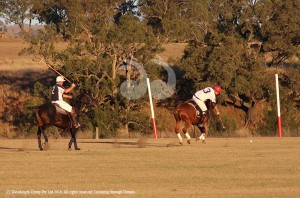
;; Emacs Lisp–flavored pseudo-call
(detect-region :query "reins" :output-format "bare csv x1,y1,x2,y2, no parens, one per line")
71,98,93,105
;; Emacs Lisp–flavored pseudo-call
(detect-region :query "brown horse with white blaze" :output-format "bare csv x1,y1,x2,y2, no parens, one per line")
174,100,212,144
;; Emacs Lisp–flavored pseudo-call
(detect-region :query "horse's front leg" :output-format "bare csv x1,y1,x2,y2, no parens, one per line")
182,121,191,144
42,132,49,150
68,128,80,150
68,137,74,150
37,126,43,151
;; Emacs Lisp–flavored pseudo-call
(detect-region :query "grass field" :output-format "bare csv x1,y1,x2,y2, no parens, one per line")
0,38,45,71
0,137,299,198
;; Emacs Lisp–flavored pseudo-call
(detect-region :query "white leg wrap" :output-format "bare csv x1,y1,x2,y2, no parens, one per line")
185,133,191,140
177,133,183,142
199,133,206,140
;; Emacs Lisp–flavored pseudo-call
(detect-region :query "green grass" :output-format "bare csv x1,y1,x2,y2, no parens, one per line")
0,137,299,198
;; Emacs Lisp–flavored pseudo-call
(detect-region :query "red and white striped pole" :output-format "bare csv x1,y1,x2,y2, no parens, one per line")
146,78,158,139
275,74,282,137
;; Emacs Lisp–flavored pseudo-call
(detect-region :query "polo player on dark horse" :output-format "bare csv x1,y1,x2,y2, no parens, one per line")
51,76,80,128
35,75,97,150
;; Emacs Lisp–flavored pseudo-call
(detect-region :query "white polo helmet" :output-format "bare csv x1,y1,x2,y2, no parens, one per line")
56,76,65,82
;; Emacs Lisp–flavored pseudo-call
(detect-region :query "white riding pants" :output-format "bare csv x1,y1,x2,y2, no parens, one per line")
52,100,73,113
192,96,207,112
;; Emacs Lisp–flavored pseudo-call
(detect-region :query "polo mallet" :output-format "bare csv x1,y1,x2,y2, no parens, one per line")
218,115,226,130
34,58,73,84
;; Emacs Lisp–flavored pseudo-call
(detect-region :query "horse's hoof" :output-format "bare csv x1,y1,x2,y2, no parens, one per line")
187,139,191,144
39,148,43,151
179,142,183,145
68,147,72,150
75,148,81,150
42,142,48,150
202,140,206,144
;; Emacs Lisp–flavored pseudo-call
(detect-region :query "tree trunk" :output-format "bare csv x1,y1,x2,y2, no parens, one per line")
126,55,133,89
111,54,118,96
28,19,32,36
123,104,130,138
112,54,117,80
124,122,129,138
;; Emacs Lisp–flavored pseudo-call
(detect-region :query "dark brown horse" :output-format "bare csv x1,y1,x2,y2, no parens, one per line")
174,100,212,144
34,91,98,150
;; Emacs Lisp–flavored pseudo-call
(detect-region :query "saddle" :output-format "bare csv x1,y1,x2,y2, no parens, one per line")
53,103,68,115
187,100,202,117
52,103,79,128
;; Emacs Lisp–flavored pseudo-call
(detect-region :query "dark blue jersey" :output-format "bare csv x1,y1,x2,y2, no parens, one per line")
51,84,65,101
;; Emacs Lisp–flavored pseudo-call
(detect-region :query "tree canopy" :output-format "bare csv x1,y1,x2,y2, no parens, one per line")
2,0,299,136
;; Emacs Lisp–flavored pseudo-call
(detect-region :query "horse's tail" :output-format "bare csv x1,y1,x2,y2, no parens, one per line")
34,109,44,127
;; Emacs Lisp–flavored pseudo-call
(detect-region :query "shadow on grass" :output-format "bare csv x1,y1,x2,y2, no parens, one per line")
0,146,19,150
78,140,183,148
0,146,37,151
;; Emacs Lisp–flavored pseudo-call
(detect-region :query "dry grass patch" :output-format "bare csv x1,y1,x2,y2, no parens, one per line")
159,43,187,63
0,37,68,71
0,38,44,70
0,137,299,198
0,37,187,71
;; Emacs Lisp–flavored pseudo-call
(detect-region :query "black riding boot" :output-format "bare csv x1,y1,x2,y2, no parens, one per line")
68,111,80,128
197,111,207,128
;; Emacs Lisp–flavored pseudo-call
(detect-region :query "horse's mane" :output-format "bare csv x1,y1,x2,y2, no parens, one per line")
69,90,88,106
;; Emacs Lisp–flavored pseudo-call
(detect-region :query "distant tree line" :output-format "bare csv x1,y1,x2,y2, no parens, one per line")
1,0,299,136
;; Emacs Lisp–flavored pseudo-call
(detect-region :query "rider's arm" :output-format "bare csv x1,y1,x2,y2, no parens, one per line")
214,105,220,116
211,102,220,116
64,83,76,93
63,93,72,99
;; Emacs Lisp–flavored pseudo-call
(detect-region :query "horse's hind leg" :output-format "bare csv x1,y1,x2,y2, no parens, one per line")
175,120,183,145
37,126,50,150
174,112,183,145
182,122,191,144
182,124,191,144
198,126,207,144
